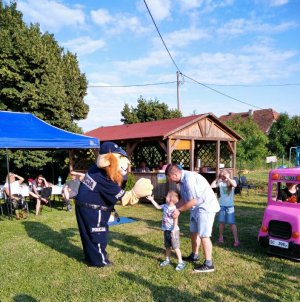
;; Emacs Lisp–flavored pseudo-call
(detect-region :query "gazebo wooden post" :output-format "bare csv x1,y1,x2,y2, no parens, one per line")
233,141,237,175
216,140,220,177
190,139,195,171
167,138,172,164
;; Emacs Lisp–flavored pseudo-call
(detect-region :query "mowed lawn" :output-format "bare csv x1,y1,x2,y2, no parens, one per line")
0,178,299,302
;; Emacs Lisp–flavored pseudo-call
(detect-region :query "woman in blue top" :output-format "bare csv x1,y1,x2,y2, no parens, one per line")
211,169,240,247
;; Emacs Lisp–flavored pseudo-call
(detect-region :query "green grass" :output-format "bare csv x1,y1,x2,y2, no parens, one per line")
1,188,300,302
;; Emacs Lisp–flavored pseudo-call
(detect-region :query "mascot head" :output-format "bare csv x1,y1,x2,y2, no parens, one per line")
96,142,130,186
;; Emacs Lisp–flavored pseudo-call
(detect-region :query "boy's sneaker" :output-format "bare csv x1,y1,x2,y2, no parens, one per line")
193,262,215,273
160,259,170,267
66,204,72,212
175,262,186,271
182,253,199,262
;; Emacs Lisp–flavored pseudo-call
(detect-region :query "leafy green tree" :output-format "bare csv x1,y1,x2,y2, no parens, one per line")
0,1,89,177
61,51,89,133
121,96,182,124
268,114,300,165
268,113,292,158
224,116,269,169
288,115,300,149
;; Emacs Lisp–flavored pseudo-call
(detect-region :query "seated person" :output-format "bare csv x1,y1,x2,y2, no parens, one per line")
62,171,85,211
135,161,150,173
277,182,300,203
4,172,38,219
156,161,166,171
32,174,51,215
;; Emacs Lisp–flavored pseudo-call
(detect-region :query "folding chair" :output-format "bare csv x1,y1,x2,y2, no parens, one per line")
0,199,4,216
40,187,53,212
239,176,257,195
233,176,241,195
3,193,29,220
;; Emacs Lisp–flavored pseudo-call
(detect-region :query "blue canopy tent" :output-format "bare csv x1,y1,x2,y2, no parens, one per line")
0,111,99,189
0,111,99,149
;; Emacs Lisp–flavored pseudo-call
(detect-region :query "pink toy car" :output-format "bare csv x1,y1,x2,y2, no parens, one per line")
258,168,300,261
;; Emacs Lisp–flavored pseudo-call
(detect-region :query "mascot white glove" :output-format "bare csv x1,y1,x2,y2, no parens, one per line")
121,178,153,206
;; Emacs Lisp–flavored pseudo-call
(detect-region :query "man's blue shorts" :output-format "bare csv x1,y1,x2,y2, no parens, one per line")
218,206,235,224
190,212,216,237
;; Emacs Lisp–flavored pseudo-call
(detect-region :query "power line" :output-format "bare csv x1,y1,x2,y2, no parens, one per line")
184,81,300,87
143,0,181,72
88,80,300,89
181,72,263,109
88,81,177,88
143,0,264,110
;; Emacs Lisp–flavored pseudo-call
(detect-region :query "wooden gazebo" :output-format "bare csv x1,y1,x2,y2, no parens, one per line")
85,113,242,199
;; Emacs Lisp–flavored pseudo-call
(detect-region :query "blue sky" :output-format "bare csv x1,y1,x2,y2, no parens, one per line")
8,0,300,132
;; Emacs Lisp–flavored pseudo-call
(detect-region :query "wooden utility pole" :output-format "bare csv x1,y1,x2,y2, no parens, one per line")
177,71,180,111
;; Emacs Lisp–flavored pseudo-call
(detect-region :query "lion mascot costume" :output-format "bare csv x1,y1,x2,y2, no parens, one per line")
75,141,153,267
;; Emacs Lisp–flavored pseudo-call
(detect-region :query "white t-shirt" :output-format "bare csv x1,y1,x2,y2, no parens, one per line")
4,181,22,195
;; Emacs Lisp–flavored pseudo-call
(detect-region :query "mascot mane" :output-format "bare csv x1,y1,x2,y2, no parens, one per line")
101,153,123,187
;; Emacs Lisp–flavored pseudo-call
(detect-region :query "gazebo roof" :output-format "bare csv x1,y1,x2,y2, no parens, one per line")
85,113,242,142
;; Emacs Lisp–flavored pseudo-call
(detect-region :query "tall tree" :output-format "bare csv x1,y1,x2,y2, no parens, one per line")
268,114,300,162
268,113,292,158
121,96,182,124
0,1,89,177
0,1,88,130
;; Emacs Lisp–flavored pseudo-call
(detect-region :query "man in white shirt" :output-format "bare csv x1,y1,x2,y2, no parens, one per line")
165,164,220,273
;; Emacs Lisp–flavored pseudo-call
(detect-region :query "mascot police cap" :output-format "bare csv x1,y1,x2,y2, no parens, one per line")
99,142,127,157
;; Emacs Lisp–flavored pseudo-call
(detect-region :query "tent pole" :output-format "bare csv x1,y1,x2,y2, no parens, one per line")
6,148,11,196
5,148,13,219
51,151,55,184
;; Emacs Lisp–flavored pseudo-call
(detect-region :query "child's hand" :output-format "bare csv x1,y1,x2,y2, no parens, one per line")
146,195,154,202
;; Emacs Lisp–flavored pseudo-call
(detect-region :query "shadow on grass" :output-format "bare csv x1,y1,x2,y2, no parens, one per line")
13,294,38,302
109,231,162,256
23,221,84,263
119,271,206,302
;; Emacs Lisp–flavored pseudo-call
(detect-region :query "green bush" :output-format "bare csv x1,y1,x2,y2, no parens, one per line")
124,172,136,191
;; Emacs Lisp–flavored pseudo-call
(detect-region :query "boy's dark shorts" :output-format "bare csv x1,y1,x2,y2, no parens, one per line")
164,230,180,249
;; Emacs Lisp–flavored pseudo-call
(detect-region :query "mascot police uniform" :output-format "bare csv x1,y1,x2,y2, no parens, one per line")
75,142,153,267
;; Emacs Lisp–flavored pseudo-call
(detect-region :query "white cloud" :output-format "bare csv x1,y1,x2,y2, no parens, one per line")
62,36,106,56
138,0,172,22
164,27,209,47
178,0,234,13
185,44,298,84
78,77,176,131
217,18,297,38
91,10,148,35
113,50,172,74
17,0,85,32
178,0,204,10
91,9,112,25
268,0,289,7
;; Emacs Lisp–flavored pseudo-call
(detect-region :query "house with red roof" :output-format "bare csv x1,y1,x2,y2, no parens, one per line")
219,108,280,134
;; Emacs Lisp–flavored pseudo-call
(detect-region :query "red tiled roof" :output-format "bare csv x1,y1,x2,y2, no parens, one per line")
219,108,280,134
85,114,208,141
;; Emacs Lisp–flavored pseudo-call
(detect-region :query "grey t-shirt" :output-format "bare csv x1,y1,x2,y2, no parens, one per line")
64,179,81,198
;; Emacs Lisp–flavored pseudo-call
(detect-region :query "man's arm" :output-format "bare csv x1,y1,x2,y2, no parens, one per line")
173,198,197,219
178,198,197,211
